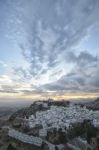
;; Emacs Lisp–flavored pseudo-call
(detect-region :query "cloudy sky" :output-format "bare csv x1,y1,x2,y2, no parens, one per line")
0,0,99,101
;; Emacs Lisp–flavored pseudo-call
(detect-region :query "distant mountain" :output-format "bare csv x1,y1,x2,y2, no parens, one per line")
95,97,99,102
81,98,99,110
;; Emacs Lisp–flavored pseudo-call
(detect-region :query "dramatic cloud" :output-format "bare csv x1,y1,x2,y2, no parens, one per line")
66,51,98,66
10,0,99,96
41,52,99,94
17,0,99,77
0,0,99,99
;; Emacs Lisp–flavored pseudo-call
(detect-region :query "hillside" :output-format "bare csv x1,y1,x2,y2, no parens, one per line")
0,100,99,150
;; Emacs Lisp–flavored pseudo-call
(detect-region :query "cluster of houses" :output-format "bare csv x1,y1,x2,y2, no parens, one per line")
28,102,99,132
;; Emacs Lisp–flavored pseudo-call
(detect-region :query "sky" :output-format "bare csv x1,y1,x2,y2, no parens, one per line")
0,0,99,101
